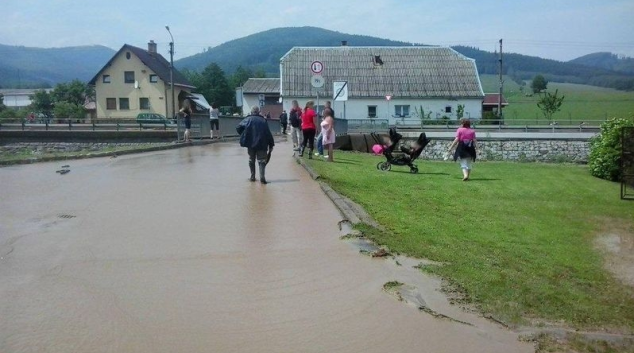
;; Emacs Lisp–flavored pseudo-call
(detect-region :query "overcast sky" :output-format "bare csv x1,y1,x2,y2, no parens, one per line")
2,0,633,62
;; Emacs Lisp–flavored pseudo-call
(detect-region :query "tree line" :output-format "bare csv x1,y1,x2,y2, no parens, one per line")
181,63,267,111
0,80,93,122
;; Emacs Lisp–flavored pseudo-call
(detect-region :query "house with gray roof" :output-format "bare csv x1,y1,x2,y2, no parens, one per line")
89,41,194,120
280,46,485,123
238,78,281,117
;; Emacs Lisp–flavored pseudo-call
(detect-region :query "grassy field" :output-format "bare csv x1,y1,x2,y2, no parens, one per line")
306,152,634,331
479,75,634,124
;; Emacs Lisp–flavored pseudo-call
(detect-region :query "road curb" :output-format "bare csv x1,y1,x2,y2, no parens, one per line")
295,155,380,228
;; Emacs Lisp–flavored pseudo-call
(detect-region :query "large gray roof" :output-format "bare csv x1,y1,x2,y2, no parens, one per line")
281,47,484,99
242,78,280,94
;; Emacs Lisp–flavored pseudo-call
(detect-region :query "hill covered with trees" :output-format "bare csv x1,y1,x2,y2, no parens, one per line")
175,27,634,91
0,44,115,88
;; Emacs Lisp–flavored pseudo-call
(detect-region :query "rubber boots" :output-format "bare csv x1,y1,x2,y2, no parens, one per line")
258,161,267,184
249,160,256,182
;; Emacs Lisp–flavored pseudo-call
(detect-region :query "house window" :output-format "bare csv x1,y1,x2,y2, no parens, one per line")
119,98,130,110
394,105,410,117
139,98,150,110
149,74,158,83
102,75,111,83
106,98,116,110
445,106,452,113
124,71,135,84
368,105,377,118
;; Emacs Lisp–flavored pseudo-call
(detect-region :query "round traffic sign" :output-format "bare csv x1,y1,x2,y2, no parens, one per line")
311,74,325,88
310,61,324,74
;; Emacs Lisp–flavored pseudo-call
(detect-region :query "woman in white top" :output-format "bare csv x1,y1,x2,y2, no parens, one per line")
209,103,220,139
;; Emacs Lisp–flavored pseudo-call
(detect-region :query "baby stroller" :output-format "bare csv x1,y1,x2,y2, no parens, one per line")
370,128,431,174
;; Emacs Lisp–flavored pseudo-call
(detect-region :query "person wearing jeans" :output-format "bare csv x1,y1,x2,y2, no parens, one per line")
299,101,317,159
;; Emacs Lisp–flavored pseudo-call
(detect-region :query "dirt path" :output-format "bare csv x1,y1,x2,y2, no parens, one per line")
0,141,533,353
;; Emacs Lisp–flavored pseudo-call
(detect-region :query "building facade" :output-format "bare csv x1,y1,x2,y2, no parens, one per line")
89,41,194,120
238,78,282,117
280,46,485,123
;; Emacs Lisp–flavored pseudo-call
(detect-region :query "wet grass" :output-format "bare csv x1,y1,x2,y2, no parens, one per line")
306,152,634,331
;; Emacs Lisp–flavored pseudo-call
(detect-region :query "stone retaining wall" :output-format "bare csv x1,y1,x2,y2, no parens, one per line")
0,142,173,155
339,134,590,163
420,140,590,163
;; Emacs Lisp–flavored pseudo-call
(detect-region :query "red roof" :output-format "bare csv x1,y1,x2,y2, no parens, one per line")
483,93,508,106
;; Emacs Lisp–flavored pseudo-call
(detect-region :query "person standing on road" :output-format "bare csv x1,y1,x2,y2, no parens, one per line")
316,101,335,158
180,100,193,143
321,109,336,162
289,100,303,152
279,110,288,135
447,118,477,181
236,106,275,184
209,103,220,139
299,101,317,159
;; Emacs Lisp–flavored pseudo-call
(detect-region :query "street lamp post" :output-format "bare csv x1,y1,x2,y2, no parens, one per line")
165,26,175,122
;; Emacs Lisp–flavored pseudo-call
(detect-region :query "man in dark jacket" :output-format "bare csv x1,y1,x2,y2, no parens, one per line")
236,106,275,184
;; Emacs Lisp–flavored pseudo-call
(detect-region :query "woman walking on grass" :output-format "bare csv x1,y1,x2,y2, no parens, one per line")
448,118,477,181
299,101,317,159
320,110,336,162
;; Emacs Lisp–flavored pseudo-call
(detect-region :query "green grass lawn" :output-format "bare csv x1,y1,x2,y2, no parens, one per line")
306,152,634,331
479,75,634,124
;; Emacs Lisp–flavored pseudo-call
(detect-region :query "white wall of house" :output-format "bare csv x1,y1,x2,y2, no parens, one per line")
281,97,482,123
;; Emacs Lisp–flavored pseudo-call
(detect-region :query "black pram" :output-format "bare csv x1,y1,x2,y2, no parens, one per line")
371,128,431,174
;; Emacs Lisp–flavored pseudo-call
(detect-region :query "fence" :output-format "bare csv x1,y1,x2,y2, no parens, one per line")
622,127,634,200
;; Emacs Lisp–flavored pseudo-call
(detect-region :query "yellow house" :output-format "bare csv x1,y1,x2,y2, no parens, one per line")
89,41,195,120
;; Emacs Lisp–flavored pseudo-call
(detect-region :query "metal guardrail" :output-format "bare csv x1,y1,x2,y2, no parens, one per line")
0,118,176,132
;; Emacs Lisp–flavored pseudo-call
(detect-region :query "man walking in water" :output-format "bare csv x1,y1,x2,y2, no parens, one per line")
236,106,275,184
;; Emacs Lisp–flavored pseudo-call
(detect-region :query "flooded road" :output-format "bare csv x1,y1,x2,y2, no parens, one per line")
0,141,533,353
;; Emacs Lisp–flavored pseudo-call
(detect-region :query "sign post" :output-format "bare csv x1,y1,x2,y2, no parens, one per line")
333,81,349,119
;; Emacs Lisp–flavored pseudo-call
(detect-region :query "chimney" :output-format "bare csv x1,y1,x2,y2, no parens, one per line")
341,40,348,47
148,40,157,54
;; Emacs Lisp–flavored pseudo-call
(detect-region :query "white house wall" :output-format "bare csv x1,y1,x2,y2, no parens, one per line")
282,97,482,123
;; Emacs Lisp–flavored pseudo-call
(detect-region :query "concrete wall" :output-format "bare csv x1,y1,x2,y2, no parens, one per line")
281,97,482,123
94,50,189,120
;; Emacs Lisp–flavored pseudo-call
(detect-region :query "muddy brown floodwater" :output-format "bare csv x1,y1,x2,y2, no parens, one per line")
0,141,533,353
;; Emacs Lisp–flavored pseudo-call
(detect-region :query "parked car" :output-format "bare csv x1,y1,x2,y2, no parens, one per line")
136,113,173,125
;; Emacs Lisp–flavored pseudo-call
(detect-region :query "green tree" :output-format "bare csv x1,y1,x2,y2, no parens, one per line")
51,80,91,106
230,66,254,88
0,93,5,111
253,67,267,78
456,104,465,119
198,63,234,107
53,102,86,121
589,117,634,181
531,74,548,94
536,89,565,122
30,89,54,117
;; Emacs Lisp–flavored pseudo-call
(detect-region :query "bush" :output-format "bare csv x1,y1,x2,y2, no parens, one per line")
588,117,634,181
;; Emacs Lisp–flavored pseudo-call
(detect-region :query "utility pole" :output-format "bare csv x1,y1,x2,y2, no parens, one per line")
166,26,175,121
498,39,503,122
